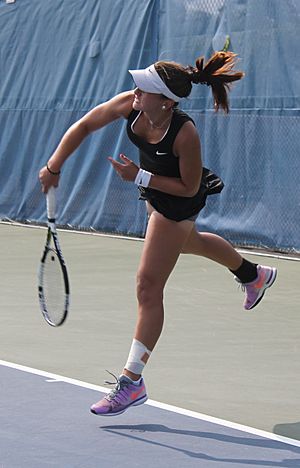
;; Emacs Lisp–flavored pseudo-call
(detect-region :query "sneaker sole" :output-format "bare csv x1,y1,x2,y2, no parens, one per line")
247,267,277,310
90,394,148,416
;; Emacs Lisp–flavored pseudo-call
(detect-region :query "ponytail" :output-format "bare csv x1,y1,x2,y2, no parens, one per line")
187,51,245,113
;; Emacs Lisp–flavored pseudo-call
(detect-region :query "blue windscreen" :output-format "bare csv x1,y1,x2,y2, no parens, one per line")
0,0,299,252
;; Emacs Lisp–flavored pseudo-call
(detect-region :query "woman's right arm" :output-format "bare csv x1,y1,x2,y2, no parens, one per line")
39,91,134,192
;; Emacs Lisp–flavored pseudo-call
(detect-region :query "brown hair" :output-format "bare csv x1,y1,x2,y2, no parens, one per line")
155,51,244,113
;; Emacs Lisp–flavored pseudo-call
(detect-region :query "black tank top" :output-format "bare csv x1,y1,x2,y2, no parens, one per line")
126,108,221,221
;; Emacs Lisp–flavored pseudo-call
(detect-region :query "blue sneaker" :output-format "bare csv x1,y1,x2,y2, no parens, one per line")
90,373,147,416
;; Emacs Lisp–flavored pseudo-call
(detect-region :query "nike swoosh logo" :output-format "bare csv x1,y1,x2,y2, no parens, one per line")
131,387,145,400
254,272,266,289
156,151,168,156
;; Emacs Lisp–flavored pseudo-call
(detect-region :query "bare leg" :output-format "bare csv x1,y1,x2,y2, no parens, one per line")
123,209,194,380
182,227,242,270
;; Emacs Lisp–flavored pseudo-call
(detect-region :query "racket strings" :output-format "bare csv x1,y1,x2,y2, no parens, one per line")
43,248,67,324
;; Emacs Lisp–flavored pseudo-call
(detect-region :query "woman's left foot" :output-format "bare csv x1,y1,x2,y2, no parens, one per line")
90,374,147,416
236,265,277,310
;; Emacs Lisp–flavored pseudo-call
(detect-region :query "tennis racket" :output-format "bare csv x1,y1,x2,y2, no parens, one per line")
38,187,70,326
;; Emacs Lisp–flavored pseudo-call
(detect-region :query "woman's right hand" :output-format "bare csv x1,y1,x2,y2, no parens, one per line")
39,165,60,193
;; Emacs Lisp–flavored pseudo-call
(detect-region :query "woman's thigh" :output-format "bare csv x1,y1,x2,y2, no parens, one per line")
138,206,195,288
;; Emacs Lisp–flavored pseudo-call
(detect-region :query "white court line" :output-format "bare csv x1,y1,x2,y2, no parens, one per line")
1,359,300,448
1,220,300,261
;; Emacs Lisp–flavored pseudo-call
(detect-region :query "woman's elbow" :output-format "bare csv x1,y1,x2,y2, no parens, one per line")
182,187,199,197
72,119,91,138
182,181,201,197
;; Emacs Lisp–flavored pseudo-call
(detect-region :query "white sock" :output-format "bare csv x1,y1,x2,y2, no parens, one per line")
120,374,142,386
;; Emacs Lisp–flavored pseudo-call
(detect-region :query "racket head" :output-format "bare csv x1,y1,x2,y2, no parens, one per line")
38,234,70,327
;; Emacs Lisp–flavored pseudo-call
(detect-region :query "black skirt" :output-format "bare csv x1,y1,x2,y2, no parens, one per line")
139,167,224,222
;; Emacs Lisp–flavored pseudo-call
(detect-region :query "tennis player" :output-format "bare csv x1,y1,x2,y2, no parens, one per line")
39,51,277,416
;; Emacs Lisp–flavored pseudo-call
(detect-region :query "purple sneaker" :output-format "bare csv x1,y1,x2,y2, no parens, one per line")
236,265,277,310
90,373,147,416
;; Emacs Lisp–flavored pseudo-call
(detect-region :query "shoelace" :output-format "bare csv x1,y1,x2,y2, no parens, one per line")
103,370,130,403
234,276,245,291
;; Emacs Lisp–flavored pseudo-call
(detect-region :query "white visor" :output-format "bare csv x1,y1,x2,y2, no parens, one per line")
129,64,181,102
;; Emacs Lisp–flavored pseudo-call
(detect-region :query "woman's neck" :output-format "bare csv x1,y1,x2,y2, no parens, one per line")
144,109,173,129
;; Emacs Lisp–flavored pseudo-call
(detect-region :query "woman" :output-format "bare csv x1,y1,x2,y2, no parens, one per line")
39,51,277,416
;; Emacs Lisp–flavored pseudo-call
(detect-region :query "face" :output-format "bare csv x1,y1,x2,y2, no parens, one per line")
133,87,166,113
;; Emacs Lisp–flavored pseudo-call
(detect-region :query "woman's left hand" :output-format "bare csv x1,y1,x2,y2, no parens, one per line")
108,154,139,182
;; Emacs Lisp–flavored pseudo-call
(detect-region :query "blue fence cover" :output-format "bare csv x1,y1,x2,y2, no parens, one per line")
0,0,299,253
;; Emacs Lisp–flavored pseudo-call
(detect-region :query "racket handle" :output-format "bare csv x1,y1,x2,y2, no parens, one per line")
46,186,57,221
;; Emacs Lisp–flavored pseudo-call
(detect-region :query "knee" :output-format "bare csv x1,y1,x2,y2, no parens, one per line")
181,231,205,255
136,271,163,306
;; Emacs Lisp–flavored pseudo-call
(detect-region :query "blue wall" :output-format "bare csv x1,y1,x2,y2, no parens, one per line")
0,0,299,252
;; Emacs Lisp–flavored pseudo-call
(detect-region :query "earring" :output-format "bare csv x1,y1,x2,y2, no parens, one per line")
162,105,166,110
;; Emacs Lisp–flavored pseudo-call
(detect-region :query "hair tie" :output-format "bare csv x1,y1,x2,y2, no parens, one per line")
199,71,213,87
189,69,212,86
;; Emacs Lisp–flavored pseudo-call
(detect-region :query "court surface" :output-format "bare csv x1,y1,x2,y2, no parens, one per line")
1,222,300,467
1,361,300,468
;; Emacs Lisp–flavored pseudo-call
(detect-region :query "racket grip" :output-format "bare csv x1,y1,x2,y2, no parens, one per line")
46,186,57,220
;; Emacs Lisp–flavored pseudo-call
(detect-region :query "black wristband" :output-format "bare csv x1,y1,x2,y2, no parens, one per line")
46,163,61,176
